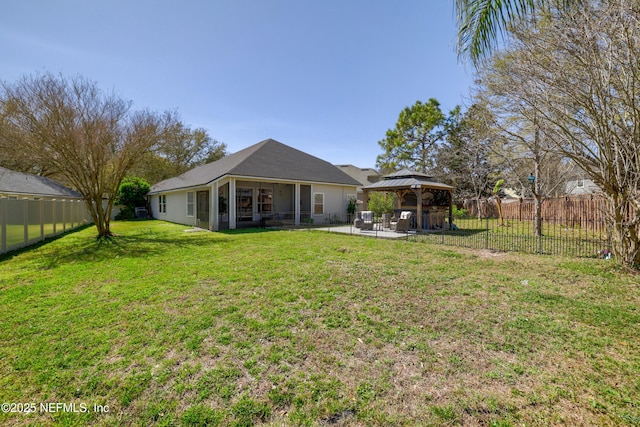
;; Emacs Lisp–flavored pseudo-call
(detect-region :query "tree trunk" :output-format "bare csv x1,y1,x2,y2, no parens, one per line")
533,196,542,237
84,196,114,239
610,196,640,268
533,161,542,237
496,197,504,226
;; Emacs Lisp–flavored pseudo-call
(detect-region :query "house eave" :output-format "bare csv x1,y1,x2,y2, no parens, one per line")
149,174,359,195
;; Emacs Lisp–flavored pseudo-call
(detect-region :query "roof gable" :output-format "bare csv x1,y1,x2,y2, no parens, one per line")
0,167,82,198
150,139,360,193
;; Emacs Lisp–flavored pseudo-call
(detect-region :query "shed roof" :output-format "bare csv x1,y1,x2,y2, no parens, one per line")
0,166,82,198
149,139,361,193
362,169,454,191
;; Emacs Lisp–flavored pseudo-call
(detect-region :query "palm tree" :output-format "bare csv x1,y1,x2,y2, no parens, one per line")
455,0,579,65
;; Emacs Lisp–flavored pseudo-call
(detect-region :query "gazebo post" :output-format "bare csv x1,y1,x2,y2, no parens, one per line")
449,190,454,229
362,189,369,210
412,185,422,231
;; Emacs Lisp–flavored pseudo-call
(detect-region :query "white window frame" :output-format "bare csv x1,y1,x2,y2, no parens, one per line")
159,195,167,214
186,191,195,217
313,192,324,215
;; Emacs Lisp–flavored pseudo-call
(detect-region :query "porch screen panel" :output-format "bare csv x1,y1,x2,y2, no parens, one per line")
258,189,272,216
6,199,25,249
43,200,55,237
72,201,80,225
237,189,253,221
28,200,41,242
55,199,65,233
65,200,73,230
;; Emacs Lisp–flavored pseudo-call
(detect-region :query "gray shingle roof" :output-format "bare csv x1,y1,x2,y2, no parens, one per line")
0,166,82,198
149,139,361,193
362,169,454,191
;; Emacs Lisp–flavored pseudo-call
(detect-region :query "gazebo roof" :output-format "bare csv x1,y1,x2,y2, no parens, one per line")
362,168,454,191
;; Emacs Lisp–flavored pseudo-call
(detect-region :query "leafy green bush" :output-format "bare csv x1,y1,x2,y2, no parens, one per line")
367,192,394,217
452,206,468,219
347,197,357,215
115,176,150,220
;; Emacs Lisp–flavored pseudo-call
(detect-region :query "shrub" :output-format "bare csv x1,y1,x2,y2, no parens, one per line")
452,206,468,219
367,192,394,217
115,176,150,220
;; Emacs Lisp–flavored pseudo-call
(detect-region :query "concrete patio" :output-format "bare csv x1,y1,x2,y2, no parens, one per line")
313,224,417,239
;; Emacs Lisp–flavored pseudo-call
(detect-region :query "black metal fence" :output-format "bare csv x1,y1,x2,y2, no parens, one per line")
294,210,612,259
413,214,611,258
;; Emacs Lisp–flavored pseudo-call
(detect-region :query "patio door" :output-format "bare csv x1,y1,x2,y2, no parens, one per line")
196,190,209,229
237,188,253,221
300,185,311,222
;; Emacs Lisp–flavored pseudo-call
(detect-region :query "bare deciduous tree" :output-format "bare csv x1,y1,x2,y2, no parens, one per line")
129,116,227,184
0,73,174,238
490,0,640,266
474,72,576,236
434,102,503,218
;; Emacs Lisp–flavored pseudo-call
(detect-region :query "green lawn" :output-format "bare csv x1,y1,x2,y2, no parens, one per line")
0,220,638,426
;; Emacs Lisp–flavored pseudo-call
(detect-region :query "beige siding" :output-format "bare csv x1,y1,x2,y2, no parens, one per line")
311,184,357,224
151,191,197,227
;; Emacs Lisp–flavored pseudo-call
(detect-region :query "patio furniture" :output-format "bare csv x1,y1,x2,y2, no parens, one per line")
353,211,363,228
393,211,413,233
382,213,391,229
361,210,374,231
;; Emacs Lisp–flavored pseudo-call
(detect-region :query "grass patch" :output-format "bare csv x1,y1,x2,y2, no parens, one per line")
418,217,609,258
0,220,638,426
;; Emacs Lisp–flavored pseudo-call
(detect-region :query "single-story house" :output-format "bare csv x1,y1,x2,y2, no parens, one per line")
361,169,454,230
0,166,83,200
148,139,360,230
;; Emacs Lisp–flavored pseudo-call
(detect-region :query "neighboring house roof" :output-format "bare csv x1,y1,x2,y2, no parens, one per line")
362,168,454,191
149,139,361,194
334,164,381,187
0,166,82,198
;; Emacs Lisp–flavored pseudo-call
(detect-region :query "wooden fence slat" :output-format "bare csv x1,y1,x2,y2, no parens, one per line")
464,195,607,233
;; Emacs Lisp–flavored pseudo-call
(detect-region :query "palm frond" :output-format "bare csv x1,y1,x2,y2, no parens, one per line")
455,0,539,65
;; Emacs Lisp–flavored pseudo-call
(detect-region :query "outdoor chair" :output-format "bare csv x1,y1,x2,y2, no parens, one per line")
353,211,363,228
360,210,374,231
394,211,413,233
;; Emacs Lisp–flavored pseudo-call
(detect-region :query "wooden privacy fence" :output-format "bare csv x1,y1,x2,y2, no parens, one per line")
464,195,608,233
0,198,92,254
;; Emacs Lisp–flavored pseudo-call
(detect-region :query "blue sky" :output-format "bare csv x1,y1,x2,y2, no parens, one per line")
1,0,473,168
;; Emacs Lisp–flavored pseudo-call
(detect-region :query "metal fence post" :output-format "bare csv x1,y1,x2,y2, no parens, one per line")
485,216,489,249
